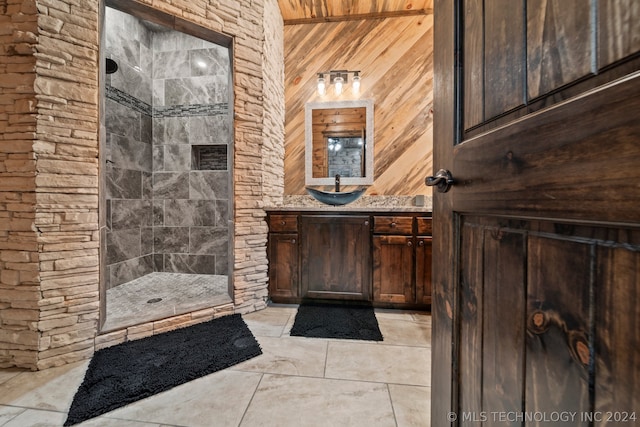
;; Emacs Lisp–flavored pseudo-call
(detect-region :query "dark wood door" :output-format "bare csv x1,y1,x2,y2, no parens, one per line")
432,1,640,426
300,215,371,301
372,235,414,304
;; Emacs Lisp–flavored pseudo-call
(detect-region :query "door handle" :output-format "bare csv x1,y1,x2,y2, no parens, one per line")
425,169,454,193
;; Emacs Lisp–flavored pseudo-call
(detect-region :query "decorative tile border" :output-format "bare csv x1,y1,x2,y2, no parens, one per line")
106,84,228,118
155,103,228,117
106,84,152,115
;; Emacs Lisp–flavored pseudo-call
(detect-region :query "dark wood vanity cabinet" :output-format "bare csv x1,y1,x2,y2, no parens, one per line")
267,214,299,299
372,216,414,304
372,216,433,307
415,217,433,306
266,211,432,309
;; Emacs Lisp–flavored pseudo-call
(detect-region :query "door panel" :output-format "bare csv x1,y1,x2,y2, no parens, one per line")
454,217,640,426
300,215,371,301
527,0,593,100
481,225,525,420
458,222,484,424
526,236,591,422
463,0,484,130
372,235,414,303
595,247,640,421
415,236,433,305
483,0,525,119
462,0,640,136
598,0,640,68
268,233,298,299
432,1,640,425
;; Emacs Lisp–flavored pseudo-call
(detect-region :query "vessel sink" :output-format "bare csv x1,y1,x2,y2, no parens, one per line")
305,187,365,206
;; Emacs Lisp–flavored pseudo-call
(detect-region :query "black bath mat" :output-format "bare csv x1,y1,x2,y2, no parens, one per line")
290,302,383,341
64,314,261,426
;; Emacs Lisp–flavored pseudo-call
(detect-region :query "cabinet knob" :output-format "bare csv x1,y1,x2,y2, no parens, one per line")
281,221,286,225
407,241,412,247
291,238,296,243
418,240,424,247
364,220,369,225
390,222,396,227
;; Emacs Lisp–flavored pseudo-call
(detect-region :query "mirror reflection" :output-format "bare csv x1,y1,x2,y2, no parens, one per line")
305,99,374,187
326,134,365,178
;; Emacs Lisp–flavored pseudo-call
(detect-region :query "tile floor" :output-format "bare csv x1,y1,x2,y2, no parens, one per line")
103,272,232,332
0,304,432,427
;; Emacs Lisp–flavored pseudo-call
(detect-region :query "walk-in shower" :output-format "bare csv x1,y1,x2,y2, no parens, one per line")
101,6,233,331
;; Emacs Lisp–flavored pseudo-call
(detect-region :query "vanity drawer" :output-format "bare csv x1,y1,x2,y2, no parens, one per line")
373,216,413,235
269,214,298,233
416,217,432,235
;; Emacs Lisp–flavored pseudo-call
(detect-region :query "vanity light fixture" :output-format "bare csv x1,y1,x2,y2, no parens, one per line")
352,71,361,93
317,73,326,96
316,70,362,96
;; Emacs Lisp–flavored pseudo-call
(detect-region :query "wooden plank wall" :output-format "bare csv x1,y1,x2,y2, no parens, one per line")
278,0,434,24
284,15,434,195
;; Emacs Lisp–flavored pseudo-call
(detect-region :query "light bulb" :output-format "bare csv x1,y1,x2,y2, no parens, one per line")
317,74,326,96
352,72,360,93
334,76,343,95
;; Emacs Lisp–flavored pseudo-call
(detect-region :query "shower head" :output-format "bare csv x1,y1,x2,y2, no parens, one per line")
106,58,118,74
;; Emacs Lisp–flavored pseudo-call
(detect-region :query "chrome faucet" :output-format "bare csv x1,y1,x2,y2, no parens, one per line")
335,174,341,192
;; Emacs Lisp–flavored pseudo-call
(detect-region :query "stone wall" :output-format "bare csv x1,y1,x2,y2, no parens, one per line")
0,0,41,369
0,0,285,370
261,0,285,208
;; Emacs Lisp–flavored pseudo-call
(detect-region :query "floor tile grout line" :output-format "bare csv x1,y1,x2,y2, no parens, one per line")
385,383,400,427
237,373,265,427
323,340,330,378
229,367,430,388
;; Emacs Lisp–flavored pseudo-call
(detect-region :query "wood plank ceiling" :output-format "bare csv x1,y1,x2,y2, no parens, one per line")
277,0,434,24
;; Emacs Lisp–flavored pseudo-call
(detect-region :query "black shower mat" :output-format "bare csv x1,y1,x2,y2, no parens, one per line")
64,313,261,426
290,302,383,341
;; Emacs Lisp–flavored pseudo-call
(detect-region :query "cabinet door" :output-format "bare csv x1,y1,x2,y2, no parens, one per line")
301,215,371,301
373,235,414,304
415,236,432,305
268,233,298,300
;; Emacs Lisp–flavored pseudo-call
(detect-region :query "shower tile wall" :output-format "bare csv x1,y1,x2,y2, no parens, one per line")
104,7,231,289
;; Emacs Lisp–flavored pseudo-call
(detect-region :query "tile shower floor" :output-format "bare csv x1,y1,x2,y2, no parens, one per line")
103,272,232,331
0,305,432,427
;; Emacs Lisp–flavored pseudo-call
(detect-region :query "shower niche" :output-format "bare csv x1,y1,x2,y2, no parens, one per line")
192,145,227,171
101,5,233,331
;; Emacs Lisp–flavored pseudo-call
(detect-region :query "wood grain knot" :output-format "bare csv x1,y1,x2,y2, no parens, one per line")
568,331,591,366
533,312,544,327
293,76,302,85
528,310,548,334
575,340,590,365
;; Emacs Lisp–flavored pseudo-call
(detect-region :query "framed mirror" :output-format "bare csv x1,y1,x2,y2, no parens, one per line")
305,99,374,186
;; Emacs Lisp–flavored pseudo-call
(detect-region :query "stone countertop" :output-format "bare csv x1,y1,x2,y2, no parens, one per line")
267,195,433,213
266,206,431,212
